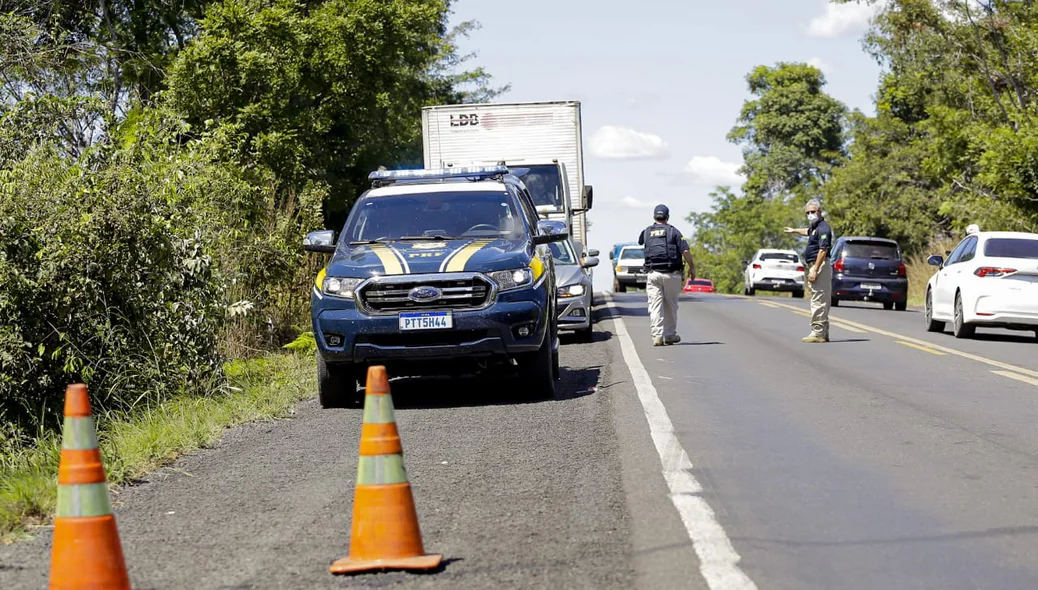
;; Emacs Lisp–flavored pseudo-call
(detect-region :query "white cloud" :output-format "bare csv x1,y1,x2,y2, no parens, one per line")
807,1,882,38
621,196,650,209
684,156,744,187
589,125,670,160
807,57,833,74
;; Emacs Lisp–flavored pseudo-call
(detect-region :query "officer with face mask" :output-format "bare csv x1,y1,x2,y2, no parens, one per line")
639,204,697,346
784,199,832,343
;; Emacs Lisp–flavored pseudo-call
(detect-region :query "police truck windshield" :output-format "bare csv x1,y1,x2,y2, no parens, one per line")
510,165,565,212
620,248,644,260
344,191,523,242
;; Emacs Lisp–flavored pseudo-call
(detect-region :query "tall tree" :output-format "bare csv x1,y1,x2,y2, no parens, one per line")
727,62,847,200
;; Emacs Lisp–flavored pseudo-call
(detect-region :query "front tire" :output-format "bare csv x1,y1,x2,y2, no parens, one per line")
747,286,756,296
953,291,975,339
517,328,557,401
617,282,627,293
793,289,805,299
925,290,945,332
317,352,363,408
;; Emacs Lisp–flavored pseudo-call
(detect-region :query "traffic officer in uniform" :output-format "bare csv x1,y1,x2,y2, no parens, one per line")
785,199,832,343
638,204,697,346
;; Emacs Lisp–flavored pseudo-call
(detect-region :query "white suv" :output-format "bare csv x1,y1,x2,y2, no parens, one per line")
743,249,806,298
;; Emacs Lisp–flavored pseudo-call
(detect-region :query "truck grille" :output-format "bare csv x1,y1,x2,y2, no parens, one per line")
356,274,494,314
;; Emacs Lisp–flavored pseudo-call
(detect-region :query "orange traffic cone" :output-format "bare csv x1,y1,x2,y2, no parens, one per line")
330,366,442,575
49,384,131,590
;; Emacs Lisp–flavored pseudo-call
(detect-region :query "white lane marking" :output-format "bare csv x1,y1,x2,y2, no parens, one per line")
603,293,758,590
992,370,1038,388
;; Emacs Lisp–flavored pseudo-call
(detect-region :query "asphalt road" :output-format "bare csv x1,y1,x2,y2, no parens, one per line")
3,291,1037,589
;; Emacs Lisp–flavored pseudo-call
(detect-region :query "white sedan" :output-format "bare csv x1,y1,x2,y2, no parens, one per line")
924,231,1038,339
743,249,806,298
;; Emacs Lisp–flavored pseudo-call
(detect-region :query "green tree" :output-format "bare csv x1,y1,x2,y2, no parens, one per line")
727,62,847,200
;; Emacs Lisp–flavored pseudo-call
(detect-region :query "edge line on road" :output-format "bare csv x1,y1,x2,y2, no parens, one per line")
599,293,758,590
759,299,1038,380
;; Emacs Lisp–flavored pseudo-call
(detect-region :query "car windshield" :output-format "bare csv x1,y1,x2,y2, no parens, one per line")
547,240,578,265
343,190,523,242
844,241,900,260
510,165,564,212
760,253,799,262
983,237,1038,259
620,247,644,260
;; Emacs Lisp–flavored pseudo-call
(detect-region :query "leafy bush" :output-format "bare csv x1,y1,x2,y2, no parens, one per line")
0,107,321,431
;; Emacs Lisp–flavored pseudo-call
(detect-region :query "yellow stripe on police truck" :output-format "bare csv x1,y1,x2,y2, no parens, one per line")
369,244,404,275
446,240,493,272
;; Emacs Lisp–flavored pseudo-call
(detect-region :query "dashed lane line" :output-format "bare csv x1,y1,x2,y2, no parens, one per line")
757,301,866,333
599,293,758,590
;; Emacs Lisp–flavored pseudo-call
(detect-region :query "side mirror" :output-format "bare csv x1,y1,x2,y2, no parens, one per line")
304,230,336,254
582,256,600,269
582,185,593,210
927,254,944,267
588,249,600,257
609,251,615,260
742,260,750,266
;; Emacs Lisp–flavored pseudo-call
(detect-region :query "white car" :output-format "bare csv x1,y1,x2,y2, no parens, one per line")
613,245,647,292
743,249,806,298
924,231,1038,339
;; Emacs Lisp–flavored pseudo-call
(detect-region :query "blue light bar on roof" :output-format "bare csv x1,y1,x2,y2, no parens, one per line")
368,165,510,181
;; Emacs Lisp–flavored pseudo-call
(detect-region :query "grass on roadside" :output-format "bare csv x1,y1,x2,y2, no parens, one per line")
0,351,316,543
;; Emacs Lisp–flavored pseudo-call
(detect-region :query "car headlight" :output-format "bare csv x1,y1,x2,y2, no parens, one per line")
489,268,534,291
322,277,362,299
616,266,624,272
558,284,586,298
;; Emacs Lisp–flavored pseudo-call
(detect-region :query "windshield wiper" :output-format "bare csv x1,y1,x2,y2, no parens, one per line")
396,235,461,241
349,239,389,246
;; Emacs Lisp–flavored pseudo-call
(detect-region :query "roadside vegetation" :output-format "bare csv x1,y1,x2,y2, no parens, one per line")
0,0,504,539
687,1,1038,296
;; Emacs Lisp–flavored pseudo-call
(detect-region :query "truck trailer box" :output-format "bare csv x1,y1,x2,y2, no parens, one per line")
421,100,592,248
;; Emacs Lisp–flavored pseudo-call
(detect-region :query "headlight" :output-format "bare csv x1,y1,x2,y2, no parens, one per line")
616,266,624,272
489,268,533,291
322,277,362,299
557,284,585,298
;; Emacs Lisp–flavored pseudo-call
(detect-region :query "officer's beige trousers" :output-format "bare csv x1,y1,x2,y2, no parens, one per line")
809,259,832,338
647,271,683,340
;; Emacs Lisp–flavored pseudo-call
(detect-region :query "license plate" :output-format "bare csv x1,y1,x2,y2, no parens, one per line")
861,283,881,290
399,311,452,331
773,279,785,284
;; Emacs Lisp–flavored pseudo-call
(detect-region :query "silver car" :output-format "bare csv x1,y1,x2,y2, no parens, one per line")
549,237,599,340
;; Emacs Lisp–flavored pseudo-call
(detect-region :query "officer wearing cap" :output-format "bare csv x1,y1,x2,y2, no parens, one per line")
784,199,832,342
638,204,696,346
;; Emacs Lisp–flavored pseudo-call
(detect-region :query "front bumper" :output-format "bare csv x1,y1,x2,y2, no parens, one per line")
557,293,591,331
832,276,908,302
615,270,648,286
312,288,549,365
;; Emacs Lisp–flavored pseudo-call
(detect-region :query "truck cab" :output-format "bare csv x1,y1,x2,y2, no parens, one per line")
303,166,570,407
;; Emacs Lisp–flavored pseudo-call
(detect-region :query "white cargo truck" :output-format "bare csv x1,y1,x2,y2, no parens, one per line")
421,100,593,251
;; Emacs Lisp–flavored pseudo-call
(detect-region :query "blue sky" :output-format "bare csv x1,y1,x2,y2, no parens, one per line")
447,0,886,291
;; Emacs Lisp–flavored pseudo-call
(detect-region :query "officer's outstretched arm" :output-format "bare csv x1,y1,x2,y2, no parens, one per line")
682,250,696,279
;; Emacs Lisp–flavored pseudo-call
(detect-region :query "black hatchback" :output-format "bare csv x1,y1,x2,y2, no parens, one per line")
830,236,908,310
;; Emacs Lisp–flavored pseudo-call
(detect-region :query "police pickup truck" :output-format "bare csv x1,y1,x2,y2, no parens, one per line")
303,166,570,407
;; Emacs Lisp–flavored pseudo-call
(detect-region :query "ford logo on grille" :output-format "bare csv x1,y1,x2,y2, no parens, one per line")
408,286,442,303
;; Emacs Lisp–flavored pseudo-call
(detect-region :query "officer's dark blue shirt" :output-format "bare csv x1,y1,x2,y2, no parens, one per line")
804,218,833,264
638,223,689,272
